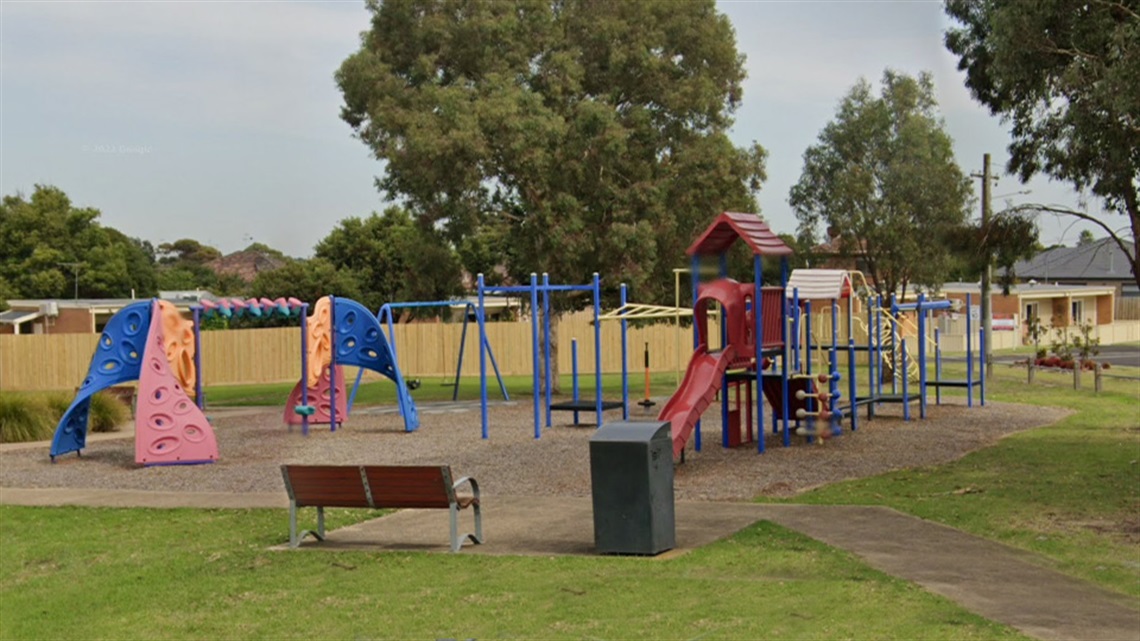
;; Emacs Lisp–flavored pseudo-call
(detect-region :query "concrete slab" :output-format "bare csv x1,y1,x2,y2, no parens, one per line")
272,495,766,558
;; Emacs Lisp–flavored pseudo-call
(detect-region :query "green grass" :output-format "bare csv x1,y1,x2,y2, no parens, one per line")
778,362,1140,599
0,506,1023,641
204,372,684,407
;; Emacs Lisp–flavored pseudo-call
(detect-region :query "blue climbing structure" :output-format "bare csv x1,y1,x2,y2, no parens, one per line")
332,296,419,432
50,301,152,459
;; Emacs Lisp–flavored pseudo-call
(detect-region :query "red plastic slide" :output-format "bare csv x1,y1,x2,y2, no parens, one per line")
658,345,736,458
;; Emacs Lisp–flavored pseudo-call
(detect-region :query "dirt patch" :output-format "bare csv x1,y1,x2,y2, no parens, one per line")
0,398,1066,501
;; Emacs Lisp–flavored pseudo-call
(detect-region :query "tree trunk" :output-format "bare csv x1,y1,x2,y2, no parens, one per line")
538,312,562,396
1125,188,1140,291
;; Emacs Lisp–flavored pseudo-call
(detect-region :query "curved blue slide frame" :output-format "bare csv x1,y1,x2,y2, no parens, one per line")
50,300,153,459
332,297,419,432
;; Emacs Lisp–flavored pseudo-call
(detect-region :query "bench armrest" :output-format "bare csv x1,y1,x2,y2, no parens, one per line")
452,476,480,500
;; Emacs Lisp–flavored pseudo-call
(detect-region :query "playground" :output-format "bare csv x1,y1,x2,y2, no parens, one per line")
2,211,1137,640
0,397,1055,499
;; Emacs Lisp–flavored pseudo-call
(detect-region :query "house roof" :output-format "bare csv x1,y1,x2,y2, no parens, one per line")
785,269,852,300
1013,238,1135,281
0,309,41,325
7,293,214,313
686,212,794,257
941,282,1115,299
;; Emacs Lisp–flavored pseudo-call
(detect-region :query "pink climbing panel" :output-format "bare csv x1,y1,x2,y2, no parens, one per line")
284,366,348,426
135,301,219,466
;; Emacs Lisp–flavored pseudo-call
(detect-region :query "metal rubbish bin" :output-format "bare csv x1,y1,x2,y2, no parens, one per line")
589,421,675,555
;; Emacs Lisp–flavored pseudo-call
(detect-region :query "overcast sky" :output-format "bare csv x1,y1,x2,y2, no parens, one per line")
1,0,1105,259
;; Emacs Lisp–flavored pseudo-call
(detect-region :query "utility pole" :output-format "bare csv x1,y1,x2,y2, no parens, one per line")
971,154,996,379
58,262,83,301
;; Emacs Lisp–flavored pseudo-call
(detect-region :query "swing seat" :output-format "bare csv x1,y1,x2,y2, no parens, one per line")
294,405,316,416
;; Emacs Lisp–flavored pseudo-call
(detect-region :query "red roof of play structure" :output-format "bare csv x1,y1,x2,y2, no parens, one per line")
686,212,794,257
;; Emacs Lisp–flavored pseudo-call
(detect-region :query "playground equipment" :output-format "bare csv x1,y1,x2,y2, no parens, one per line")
194,295,420,435
474,273,627,439
352,300,509,411
50,300,218,466
653,214,988,460
653,212,802,458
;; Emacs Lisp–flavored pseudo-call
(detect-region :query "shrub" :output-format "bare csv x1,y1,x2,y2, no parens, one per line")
88,392,130,432
0,395,54,444
42,392,72,418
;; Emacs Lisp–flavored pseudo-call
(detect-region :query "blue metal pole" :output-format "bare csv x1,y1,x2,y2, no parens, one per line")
754,255,764,454
192,307,205,410
890,294,899,396
329,296,338,432
979,324,986,406
478,274,489,439
918,293,927,419
875,295,884,404
299,302,310,437
620,283,629,420
593,273,603,428
967,293,974,408
935,327,943,405
572,338,580,426
543,273,552,429
530,273,541,439
691,256,702,452
781,290,791,447
848,338,857,431
901,338,910,421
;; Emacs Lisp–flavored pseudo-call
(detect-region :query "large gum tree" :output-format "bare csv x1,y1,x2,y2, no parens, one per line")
336,0,767,390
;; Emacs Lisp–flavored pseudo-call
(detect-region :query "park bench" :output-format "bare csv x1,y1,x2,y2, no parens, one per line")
279,464,482,552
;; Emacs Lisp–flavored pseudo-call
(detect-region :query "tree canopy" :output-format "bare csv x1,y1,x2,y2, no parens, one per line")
945,0,1140,288
314,207,463,313
0,185,157,300
249,258,363,311
336,0,766,307
789,71,972,297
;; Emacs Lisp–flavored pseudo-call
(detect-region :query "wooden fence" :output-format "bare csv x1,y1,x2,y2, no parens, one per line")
1116,297,1140,321
5,307,1135,393
0,312,704,392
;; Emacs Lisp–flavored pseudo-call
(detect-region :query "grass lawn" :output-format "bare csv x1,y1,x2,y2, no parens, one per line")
780,361,1140,599
0,506,1023,640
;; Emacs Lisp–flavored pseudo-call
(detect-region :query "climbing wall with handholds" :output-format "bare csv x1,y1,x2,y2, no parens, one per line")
333,297,419,432
135,301,218,466
157,300,197,395
51,300,153,460
305,296,334,387
284,365,348,426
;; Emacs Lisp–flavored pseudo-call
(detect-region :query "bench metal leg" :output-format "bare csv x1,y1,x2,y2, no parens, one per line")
449,503,483,553
289,503,327,548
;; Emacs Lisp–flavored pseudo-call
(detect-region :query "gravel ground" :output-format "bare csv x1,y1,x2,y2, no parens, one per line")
0,398,1066,501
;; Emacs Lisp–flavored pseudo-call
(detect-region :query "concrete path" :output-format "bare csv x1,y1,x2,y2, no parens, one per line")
1,489,1136,641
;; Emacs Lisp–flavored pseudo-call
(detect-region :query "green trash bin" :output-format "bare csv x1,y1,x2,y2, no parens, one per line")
589,421,675,555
